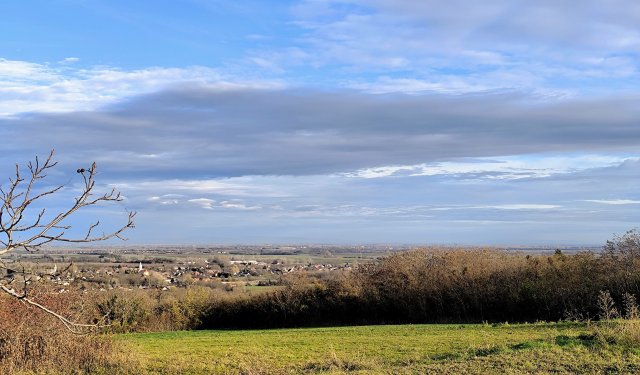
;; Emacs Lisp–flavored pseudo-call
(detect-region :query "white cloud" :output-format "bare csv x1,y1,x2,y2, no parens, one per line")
0,58,58,81
279,201,562,220
479,204,561,210
345,155,637,180
279,0,640,95
158,197,261,211
188,198,215,210
112,178,283,197
0,59,284,117
584,199,640,205
346,76,492,94
220,200,261,210
148,194,184,206
60,57,80,64
160,199,179,205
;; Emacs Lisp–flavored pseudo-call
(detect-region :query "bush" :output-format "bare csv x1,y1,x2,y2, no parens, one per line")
96,293,150,333
93,287,222,332
0,292,130,374
604,228,640,260
196,247,640,328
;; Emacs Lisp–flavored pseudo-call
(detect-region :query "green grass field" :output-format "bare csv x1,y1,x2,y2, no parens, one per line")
117,322,640,374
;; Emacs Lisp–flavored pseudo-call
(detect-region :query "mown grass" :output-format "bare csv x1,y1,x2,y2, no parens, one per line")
115,322,640,374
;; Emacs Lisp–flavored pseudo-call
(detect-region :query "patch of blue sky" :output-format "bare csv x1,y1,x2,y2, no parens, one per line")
0,0,294,69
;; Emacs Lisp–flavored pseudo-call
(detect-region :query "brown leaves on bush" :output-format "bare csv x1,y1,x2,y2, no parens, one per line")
0,290,128,374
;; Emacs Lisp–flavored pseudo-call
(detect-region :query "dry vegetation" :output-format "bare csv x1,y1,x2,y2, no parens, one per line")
0,289,134,374
181,231,640,329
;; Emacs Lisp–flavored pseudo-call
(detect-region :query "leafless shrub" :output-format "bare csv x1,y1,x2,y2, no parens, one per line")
597,290,619,321
623,292,640,320
563,308,585,322
0,292,134,374
604,228,640,260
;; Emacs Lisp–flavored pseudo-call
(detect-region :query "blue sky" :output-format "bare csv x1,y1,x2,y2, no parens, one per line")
1,0,640,245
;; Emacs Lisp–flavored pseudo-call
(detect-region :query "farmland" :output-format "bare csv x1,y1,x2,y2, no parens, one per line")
118,322,640,374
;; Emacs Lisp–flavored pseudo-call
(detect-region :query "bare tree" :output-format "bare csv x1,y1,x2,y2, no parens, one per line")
604,228,640,260
0,150,135,332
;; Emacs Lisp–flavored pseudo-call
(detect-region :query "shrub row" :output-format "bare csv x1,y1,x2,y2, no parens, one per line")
194,247,640,328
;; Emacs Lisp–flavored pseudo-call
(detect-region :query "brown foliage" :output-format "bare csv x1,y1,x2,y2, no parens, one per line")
0,291,126,374
94,286,223,332
193,247,640,328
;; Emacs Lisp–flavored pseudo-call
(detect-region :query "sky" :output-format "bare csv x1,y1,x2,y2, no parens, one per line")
1,0,639,245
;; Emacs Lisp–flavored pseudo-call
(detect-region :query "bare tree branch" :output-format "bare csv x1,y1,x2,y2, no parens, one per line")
0,285,107,334
0,150,135,332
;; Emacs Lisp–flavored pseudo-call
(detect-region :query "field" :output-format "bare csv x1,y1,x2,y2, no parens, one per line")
117,322,640,374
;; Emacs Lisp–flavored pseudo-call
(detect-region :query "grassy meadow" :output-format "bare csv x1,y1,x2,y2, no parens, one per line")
117,322,640,374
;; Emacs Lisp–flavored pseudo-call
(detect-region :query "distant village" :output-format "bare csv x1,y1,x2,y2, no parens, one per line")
1,243,596,294
1,248,359,293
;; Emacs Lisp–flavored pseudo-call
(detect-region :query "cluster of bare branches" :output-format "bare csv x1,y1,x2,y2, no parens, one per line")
0,150,135,332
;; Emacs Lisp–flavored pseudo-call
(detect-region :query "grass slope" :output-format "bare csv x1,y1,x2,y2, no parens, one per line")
118,323,640,374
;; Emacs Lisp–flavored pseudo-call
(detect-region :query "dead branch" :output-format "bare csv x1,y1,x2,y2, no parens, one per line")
0,150,135,333
0,285,106,334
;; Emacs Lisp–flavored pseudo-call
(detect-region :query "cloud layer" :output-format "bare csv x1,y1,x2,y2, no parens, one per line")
3,87,640,179
279,0,640,95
